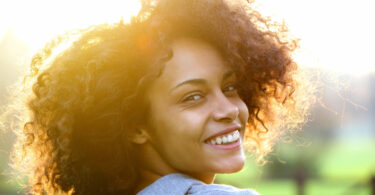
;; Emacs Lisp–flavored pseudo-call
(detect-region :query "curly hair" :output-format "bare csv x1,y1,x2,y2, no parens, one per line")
5,0,314,194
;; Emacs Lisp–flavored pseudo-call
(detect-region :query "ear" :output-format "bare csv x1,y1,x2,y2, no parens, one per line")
128,128,150,145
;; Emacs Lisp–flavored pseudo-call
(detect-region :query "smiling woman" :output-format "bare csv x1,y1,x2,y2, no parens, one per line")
139,39,250,187
3,0,314,194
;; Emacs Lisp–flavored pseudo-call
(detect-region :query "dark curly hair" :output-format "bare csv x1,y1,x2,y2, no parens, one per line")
4,0,313,194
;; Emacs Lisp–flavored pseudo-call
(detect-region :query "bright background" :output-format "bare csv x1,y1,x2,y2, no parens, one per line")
0,0,374,194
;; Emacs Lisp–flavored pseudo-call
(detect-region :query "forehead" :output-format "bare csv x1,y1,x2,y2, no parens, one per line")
158,38,230,86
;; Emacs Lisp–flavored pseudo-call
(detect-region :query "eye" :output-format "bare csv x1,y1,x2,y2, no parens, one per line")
224,85,236,92
223,84,238,94
182,93,204,103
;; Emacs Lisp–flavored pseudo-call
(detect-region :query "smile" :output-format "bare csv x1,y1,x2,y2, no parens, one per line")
205,130,240,145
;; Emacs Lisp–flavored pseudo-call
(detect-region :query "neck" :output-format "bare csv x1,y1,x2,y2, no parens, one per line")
133,143,179,193
133,142,216,192
134,168,164,193
184,171,216,184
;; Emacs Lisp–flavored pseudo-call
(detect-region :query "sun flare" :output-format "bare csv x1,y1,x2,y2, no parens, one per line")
255,0,375,76
0,0,141,52
1,0,374,75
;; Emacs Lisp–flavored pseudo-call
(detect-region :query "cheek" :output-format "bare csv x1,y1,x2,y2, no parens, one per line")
159,110,206,139
149,108,210,159
148,111,207,165
149,109,199,145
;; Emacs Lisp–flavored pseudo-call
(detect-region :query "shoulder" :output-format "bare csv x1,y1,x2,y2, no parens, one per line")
190,183,260,195
137,173,260,195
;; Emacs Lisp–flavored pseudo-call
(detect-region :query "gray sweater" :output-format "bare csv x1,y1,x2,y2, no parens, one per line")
137,173,260,195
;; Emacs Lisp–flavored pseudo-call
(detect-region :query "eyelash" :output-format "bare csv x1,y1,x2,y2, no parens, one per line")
181,84,238,103
182,93,204,103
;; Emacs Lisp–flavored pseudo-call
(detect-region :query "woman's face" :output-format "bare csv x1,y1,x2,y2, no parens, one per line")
145,38,249,178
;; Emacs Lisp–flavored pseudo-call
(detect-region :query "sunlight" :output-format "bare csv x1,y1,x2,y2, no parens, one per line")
0,0,141,52
255,0,375,75
1,0,374,75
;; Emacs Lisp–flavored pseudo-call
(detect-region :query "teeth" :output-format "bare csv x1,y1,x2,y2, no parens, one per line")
207,130,240,145
216,137,222,144
233,131,239,140
228,134,233,142
222,136,228,144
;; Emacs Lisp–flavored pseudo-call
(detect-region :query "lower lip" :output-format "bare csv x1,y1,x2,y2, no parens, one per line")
206,138,241,150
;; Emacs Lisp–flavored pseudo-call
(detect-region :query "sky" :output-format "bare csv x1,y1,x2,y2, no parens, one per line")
0,0,374,76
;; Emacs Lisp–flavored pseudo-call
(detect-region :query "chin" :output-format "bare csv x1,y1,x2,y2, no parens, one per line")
224,161,245,173
213,156,246,174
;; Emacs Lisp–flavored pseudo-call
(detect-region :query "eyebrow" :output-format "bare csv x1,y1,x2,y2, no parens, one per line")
170,79,207,92
170,70,235,92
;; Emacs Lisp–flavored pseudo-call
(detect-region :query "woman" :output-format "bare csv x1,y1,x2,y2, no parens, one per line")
7,0,312,194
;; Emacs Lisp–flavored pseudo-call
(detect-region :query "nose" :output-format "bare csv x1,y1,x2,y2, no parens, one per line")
212,92,239,122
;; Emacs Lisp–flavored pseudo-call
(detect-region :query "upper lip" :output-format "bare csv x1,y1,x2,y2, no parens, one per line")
204,124,242,142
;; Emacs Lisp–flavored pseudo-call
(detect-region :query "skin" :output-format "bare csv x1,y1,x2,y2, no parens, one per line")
133,38,249,192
